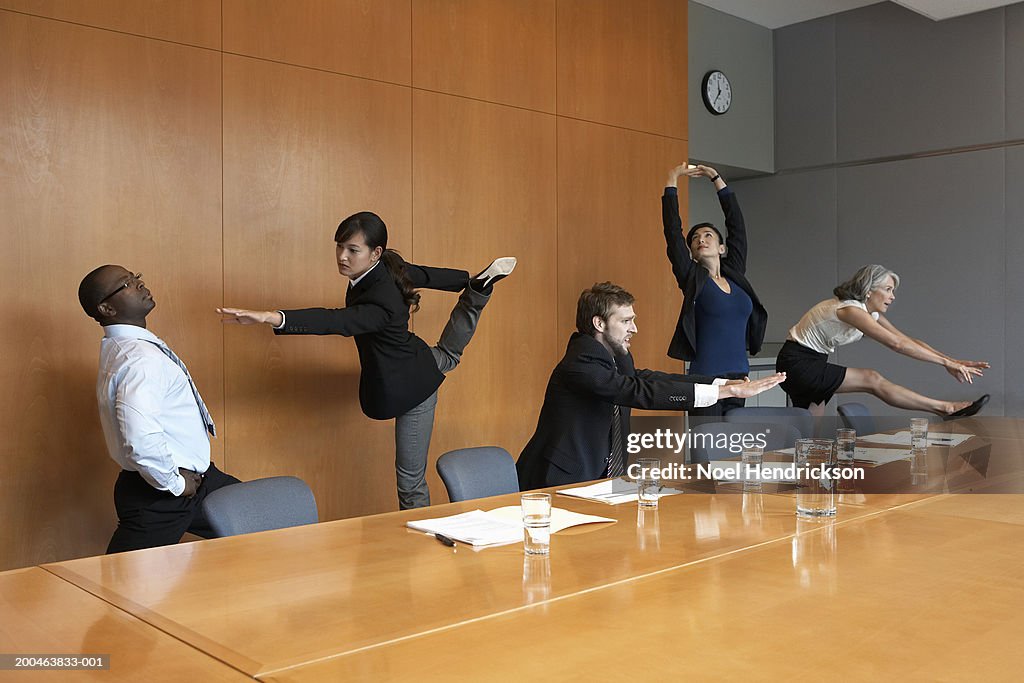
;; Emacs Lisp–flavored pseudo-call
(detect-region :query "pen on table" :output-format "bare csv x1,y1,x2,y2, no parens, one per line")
434,533,456,548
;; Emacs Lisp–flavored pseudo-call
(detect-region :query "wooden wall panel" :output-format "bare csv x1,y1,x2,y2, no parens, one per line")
412,0,555,112
411,91,558,501
0,12,222,567
0,1,221,48
556,0,687,138
556,117,687,374
223,0,412,85
223,55,412,519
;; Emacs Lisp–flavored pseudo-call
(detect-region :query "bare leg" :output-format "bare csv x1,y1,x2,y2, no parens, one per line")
837,368,971,416
807,402,826,418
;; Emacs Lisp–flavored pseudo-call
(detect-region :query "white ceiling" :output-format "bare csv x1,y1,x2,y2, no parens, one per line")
693,0,1019,29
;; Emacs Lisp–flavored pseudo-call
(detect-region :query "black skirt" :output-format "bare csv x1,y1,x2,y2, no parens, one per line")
775,340,847,409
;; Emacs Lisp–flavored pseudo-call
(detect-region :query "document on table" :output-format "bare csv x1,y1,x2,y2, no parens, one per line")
850,447,913,465
860,431,973,447
556,478,685,505
407,507,615,547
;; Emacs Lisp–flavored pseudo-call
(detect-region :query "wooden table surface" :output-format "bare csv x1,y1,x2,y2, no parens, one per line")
261,497,1024,682
20,417,1024,681
0,567,252,682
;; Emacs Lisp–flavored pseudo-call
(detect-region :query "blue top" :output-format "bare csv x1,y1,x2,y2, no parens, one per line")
687,277,752,376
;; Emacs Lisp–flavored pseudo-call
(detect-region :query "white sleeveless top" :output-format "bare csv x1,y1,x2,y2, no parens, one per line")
788,299,879,354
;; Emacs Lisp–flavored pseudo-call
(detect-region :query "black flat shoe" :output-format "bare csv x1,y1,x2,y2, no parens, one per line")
943,394,989,421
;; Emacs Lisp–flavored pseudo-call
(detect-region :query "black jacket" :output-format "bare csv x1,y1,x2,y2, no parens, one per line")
516,333,714,490
662,186,768,361
275,262,468,420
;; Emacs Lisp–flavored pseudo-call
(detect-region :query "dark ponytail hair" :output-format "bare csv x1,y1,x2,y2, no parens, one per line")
335,211,421,312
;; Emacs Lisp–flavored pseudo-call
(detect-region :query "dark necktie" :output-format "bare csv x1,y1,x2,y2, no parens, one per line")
607,404,625,477
148,340,217,437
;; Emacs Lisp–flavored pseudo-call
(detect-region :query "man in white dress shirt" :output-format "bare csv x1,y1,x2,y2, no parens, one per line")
79,265,240,553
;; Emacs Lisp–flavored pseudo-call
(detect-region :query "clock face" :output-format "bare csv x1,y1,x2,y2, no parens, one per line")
702,70,731,115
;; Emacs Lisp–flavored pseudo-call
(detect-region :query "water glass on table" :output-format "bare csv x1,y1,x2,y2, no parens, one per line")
636,457,661,509
836,428,856,462
795,438,837,518
521,492,551,555
741,445,764,491
910,418,929,452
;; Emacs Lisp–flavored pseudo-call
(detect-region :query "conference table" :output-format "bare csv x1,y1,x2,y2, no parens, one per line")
6,417,1024,680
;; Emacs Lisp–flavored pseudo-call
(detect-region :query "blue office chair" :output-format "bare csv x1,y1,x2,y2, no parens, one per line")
724,406,815,439
689,421,802,464
201,476,318,538
837,402,875,435
436,446,519,502
837,402,938,436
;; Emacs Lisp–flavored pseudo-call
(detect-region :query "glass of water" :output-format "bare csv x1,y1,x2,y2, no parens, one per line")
836,428,856,462
636,457,661,509
795,439,837,517
910,418,929,452
521,492,552,555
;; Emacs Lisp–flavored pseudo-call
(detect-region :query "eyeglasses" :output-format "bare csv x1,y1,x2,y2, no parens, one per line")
98,272,143,305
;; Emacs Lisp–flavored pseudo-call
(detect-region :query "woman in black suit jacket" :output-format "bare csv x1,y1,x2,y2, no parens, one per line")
662,163,768,417
219,212,516,509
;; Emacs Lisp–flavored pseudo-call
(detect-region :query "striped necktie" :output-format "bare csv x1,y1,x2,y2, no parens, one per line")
149,340,217,438
607,404,625,478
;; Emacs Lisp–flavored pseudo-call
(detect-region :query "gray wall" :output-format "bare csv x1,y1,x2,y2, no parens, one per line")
728,1,1024,417
688,2,774,174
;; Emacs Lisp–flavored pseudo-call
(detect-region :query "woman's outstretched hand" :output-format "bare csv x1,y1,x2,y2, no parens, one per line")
944,360,986,384
217,307,283,327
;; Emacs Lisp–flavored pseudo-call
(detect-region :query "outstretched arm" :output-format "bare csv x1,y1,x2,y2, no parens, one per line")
837,307,985,383
218,303,390,337
875,314,989,382
663,163,705,287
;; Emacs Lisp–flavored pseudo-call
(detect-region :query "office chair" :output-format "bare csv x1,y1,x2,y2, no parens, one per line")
201,476,319,537
724,406,815,439
689,421,802,464
837,402,876,436
436,446,519,502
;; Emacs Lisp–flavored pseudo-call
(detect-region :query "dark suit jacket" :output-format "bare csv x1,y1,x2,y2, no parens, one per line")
662,186,768,361
516,333,715,490
275,261,468,420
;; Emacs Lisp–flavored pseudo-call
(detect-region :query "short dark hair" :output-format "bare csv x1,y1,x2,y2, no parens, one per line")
686,222,725,248
79,264,115,323
576,282,635,336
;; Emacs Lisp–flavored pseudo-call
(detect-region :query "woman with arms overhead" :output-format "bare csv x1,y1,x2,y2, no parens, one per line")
662,163,769,417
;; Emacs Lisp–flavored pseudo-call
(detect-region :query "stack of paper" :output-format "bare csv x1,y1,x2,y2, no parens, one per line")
861,431,973,447
556,479,685,505
407,507,615,547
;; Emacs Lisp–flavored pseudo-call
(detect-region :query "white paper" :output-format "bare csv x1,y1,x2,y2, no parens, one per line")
406,506,617,548
556,478,685,505
860,431,973,447
486,505,615,532
406,510,522,547
849,447,913,465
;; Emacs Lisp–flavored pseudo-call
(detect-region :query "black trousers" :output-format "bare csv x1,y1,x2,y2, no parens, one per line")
106,463,240,554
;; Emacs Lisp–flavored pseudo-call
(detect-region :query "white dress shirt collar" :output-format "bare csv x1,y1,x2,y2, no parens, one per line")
349,259,381,288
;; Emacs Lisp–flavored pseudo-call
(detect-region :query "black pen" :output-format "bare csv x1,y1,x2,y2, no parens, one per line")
434,533,456,548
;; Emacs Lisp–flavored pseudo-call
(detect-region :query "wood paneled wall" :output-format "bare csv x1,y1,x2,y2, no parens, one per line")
0,0,687,569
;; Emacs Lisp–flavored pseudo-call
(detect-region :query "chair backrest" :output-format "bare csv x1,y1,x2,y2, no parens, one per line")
688,421,802,464
436,446,519,502
837,403,939,436
837,402,876,436
201,476,318,538
724,406,815,439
